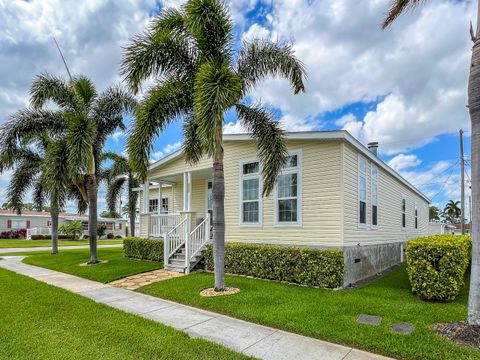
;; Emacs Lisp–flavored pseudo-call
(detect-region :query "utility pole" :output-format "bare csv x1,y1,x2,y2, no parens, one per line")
460,129,465,235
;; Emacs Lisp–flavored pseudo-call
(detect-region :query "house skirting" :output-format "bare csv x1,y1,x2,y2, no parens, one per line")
342,242,406,287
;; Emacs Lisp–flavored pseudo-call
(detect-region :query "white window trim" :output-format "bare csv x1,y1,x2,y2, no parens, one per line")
149,197,169,214
148,198,159,214
358,154,368,229
205,179,213,214
401,195,407,230
239,158,263,227
274,149,303,227
414,201,418,230
371,164,378,230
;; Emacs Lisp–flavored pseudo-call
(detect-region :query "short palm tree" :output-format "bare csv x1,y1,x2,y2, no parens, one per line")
122,0,305,291
444,200,461,226
0,73,135,263
383,0,480,325
103,152,139,237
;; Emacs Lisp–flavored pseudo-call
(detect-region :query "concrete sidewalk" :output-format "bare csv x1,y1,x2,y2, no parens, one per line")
0,243,122,254
0,256,393,360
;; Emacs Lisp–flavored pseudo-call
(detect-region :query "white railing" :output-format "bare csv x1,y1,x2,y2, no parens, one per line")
185,214,211,274
164,216,189,265
27,227,52,240
150,213,181,237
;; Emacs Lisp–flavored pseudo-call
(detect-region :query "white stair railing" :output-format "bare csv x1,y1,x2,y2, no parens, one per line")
185,214,211,274
164,216,188,265
150,213,181,237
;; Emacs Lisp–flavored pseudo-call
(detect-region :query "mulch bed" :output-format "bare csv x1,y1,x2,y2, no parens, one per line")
200,287,240,297
433,322,480,348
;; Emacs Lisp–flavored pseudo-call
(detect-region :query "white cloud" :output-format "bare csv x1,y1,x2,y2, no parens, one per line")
150,141,182,162
388,154,422,172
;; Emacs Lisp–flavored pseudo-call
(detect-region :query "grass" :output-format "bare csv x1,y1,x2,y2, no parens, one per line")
22,247,163,283
0,267,249,360
0,239,123,248
138,267,479,360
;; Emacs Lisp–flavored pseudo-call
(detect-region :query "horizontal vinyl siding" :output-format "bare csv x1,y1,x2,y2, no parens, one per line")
149,153,211,179
0,216,51,233
223,140,343,247
342,143,429,245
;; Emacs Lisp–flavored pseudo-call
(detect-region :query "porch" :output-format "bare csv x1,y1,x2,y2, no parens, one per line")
139,168,213,274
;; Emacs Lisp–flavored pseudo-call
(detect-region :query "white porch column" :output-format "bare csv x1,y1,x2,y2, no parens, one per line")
157,181,162,214
143,180,149,214
183,172,192,211
187,171,192,211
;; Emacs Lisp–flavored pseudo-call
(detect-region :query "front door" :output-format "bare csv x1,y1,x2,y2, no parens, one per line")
206,180,213,223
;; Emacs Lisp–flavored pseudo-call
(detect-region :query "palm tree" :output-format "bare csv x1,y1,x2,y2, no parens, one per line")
122,0,305,291
103,152,139,237
429,205,440,221
0,74,135,263
383,0,480,326
444,200,461,226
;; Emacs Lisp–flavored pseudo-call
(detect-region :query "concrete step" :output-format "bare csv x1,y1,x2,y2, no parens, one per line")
165,264,186,273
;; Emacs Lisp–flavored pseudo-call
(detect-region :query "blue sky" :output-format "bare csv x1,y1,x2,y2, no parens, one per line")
0,0,474,216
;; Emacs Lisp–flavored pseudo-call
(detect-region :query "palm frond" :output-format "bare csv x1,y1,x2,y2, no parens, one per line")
193,59,241,156
183,114,203,164
106,176,127,214
237,40,306,95
6,161,40,214
42,140,69,211
30,73,77,110
128,78,192,180
121,14,198,94
71,75,97,109
184,0,233,62
32,177,46,211
382,0,425,29
236,103,287,196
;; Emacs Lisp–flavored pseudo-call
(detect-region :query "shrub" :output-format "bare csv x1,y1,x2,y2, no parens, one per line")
1,229,27,239
59,221,83,240
30,234,76,240
406,235,471,301
107,233,114,239
31,234,45,240
83,235,89,240
204,243,344,289
115,235,122,239
124,237,163,262
97,224,107,238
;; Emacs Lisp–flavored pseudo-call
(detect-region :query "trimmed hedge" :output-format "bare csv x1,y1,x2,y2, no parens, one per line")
406,235,471,301
204,243,344,289
123,237,164,262
30,234,72,240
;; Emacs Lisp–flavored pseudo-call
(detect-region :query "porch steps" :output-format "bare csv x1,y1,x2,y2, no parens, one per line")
164,244,204,274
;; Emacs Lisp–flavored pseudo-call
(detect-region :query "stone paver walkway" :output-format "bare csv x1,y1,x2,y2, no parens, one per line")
0,256,394,360
0,243,122,254
109,269,183,290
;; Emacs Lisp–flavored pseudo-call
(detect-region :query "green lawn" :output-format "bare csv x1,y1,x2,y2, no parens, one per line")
0,267,249,360
22,247,162,283
138,267,479,360
0,239,123,248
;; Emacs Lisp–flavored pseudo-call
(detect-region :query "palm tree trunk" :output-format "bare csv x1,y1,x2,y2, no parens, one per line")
50,205,59,255
212,149,226,291
86,174,99,264
468,21,480,326
130,209,136,237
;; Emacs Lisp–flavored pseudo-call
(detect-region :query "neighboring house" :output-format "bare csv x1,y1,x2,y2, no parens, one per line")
428,222,456,235
454,223,471,235
0,210,127,238
137,131,430,286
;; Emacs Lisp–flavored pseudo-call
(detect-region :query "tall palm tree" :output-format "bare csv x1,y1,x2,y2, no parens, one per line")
122,0,305,291
0,74,135,264
429,205,440,221
103,152,139,237
383,0,480,326
444,200,461,226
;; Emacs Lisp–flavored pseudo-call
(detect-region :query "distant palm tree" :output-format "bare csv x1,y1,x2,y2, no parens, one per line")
122,0,306,291
429,205,440,221
103,152,139,237
382,0,480,327
444,200,461,226
0,74,135,263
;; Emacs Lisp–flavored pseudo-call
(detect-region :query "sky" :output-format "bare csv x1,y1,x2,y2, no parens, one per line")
0,0,474,216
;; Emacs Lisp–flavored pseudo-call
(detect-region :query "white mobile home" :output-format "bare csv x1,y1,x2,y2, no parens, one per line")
137,131,429,285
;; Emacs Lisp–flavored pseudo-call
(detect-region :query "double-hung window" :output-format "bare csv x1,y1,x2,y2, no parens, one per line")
371,165,378,228
358,156,367,226
275,151,302,226
161,197,169,213
401,196,406,229
414,202,418,229
149,199,158,213
241,161,261,225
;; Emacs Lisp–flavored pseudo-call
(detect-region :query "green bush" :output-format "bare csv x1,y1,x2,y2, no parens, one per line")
31,234,71,240
107,233,114,239
204,243,344,289
59,221,83,241
123,237,163,262
114,235,122,239
406,235,471,301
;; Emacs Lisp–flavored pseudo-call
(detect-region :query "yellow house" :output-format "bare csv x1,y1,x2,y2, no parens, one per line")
136,131,430,286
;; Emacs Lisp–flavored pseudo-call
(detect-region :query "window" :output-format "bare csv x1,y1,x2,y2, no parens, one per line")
415,202,418,229
371,165,378,228
275,151,302,226
241,161,261,224
161,197,169,213
81,221,89,230
401,196,406,228
206,181,213,212
358,156,367,226
149,199,158,213
11,220,26,229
